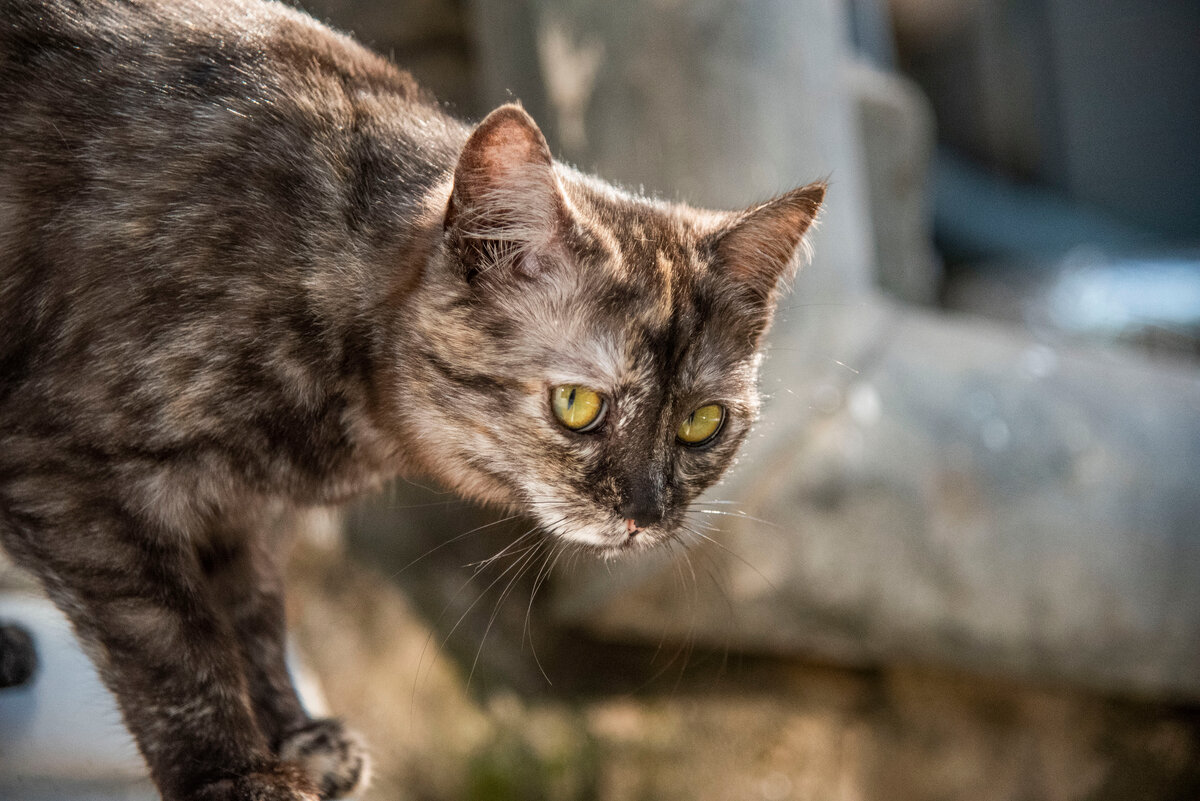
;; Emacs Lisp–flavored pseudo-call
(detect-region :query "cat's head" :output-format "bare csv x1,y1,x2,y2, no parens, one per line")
399,104,823,555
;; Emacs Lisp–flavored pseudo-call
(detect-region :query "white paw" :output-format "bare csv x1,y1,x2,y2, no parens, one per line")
278,718,370,800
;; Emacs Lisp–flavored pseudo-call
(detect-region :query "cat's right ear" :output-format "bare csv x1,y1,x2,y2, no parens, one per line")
444,104,565,280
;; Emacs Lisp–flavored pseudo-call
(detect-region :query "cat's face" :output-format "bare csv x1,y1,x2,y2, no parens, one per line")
398,106,822,555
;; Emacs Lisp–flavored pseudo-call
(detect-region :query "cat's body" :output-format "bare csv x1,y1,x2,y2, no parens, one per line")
0,0,823,799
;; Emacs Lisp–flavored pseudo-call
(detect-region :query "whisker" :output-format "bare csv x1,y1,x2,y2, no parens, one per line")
436,538,542,660
678,540,699,592
692,540,738,625
772,301,856,312
691,508,780,529
465,528,541,572
466,540,545,689
409,550,495,715
683,526,779,594
692,542,739,686
411,528,543,704
375,497,471,511
523,543,564,686
384,514,522,581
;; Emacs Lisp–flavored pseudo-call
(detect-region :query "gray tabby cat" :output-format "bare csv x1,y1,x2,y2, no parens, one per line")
0,0,824,798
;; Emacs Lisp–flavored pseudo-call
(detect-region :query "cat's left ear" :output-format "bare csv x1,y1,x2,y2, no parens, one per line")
715,182,826,300
445,103,565,278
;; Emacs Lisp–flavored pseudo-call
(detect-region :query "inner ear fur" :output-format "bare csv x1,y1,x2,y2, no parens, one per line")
445,104,566,276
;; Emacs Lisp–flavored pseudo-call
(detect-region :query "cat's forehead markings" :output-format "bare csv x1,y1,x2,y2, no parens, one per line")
586,218,625,277
558,169,623,267
652,250,677,326
559,171,689,280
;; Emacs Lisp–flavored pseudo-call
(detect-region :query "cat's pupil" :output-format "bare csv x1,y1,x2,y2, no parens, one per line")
568,388,576,408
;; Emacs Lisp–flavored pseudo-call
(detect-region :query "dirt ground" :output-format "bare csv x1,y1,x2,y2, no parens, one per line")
287,536,1200,801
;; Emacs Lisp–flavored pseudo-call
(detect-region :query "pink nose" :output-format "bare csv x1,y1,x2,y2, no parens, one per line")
624,518,639,535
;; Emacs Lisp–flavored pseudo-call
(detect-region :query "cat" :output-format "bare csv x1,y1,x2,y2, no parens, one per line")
0,0,824,798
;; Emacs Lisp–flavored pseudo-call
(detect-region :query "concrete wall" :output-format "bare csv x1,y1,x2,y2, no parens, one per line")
463,0,1200,701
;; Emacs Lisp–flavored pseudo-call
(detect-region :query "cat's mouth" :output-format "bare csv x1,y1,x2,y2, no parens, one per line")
616,518,670,551
604,526,656,554
587,530,664,559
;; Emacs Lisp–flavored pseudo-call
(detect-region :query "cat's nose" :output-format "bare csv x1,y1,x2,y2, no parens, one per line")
617,498,664,528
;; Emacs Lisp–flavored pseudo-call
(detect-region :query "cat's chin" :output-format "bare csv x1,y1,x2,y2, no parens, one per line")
565,538,659,561
596,533,663,559
542,518,670,557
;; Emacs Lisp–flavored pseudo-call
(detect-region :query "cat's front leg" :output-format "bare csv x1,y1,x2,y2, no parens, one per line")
0,496,321,801
202,512,368,800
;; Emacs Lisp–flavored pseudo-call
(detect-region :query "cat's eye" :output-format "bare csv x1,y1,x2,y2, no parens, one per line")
677,404,725,446
551,385,607,432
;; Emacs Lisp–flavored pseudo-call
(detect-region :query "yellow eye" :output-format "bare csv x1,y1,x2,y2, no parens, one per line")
551,385,606,432
677,404,724,445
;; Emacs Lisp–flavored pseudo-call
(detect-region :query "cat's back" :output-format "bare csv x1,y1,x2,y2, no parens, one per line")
0,0,432,219
0,0,461,464
0,0,417,90
0,0,455,380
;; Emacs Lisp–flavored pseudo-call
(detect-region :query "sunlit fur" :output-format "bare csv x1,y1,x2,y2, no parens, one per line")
0,1,821,798
383,123,823,554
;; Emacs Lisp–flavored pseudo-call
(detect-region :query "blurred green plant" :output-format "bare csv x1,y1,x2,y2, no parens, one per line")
465,715,600,801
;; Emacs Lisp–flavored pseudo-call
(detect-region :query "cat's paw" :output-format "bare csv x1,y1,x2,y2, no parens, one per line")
278,718,370,800
189,763,321,801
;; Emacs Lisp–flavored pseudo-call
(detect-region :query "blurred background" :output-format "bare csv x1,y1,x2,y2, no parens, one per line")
3,0,1199,799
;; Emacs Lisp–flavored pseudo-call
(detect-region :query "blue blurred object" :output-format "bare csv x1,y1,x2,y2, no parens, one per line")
1047,253,1200,339
906,0,1200,245
933,149,1159,264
